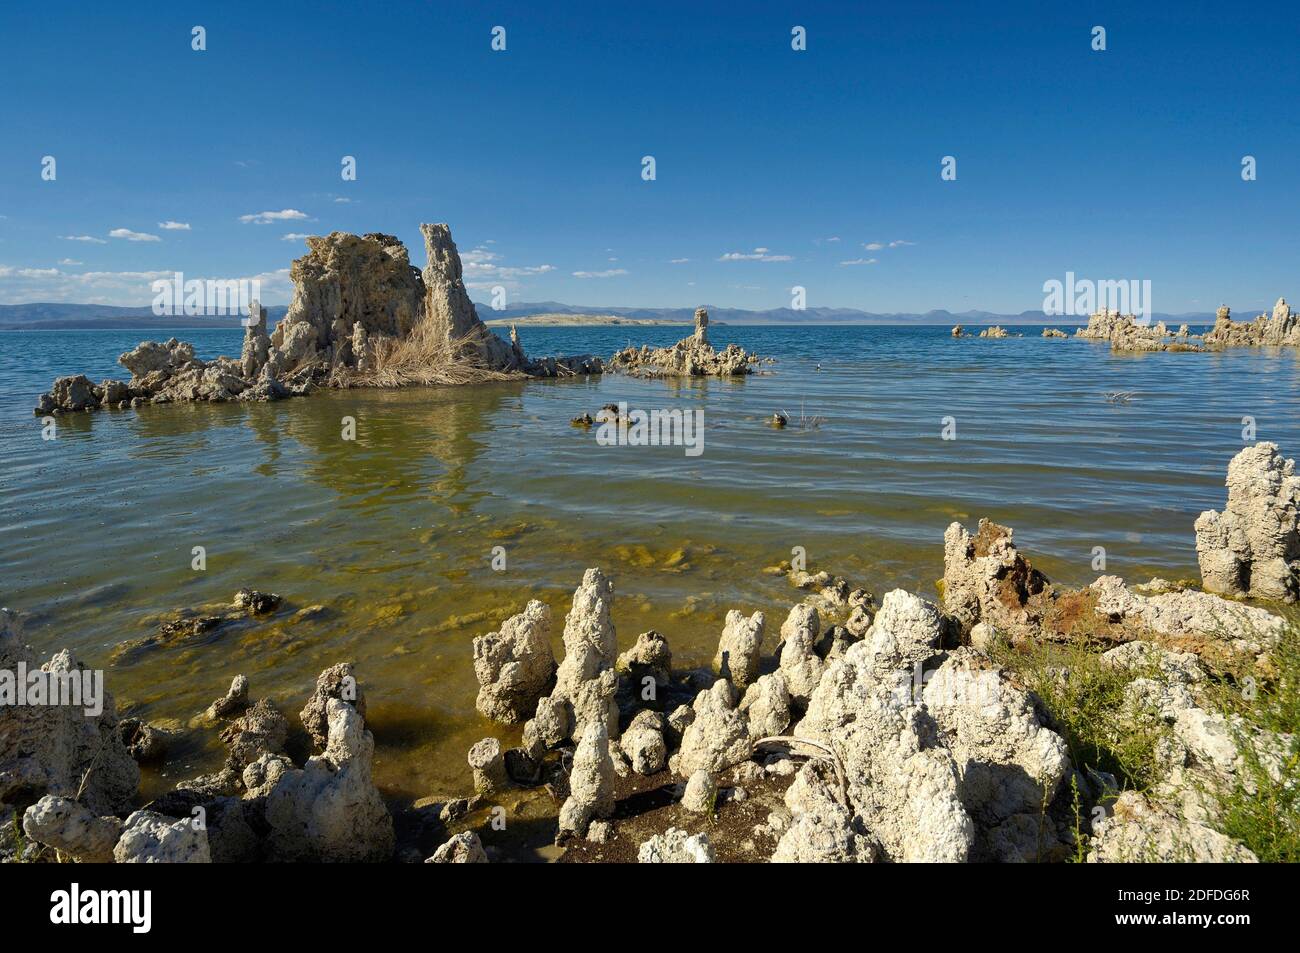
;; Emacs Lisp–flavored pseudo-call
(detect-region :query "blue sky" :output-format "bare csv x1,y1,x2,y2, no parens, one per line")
1,0,1297,313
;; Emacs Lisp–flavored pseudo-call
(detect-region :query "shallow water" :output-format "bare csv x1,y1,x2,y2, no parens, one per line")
3,325,1299,805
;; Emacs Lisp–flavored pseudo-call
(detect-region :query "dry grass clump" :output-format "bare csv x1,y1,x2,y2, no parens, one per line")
330,323,522,388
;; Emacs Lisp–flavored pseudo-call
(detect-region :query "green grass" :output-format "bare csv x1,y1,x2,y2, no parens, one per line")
1203,618,1300,862
991,614,1300,862
987,633,1170,792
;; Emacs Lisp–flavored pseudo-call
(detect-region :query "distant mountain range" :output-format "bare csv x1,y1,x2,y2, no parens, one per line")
472,301,1236,327
0,300,1246,330
0,303,288,330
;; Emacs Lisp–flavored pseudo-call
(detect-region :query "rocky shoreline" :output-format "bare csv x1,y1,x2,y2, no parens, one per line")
4,442,1295,863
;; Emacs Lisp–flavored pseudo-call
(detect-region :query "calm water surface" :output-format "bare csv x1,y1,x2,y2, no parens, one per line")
3,325,1299,806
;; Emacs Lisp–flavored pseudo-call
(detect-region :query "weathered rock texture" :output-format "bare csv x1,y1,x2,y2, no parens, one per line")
522,569,618,753
558,721,616,839
427,830,488,863
677,680,752,777
1086,791,1258,863
607,309,770,377
1075,308,1202,352
22,795,123,863
1195,442,1300,602
114,810,212,863
261,699,394,862
35,225,602,415
1204,299,1300,348
637,827,716,863
0,611,139,816
299,662,366,748
472,600,555,723
713,609,765,688
772,761,876,863
942,519,1052,641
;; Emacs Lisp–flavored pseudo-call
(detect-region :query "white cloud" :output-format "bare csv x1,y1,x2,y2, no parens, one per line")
109,228,161,242
158,221,191,231
281,233,312,241
889,240,915,247
839,258,878,266
58,258,82,266
333,197,352,204
572,268,628,279
239,209,309,225
61,234,107,244
865,239,915,250
0,264,294,307
719,249,793,262
669,258,690,264
864,242,884,251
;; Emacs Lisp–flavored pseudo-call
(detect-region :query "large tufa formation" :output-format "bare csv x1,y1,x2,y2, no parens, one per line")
1074,308,1201,353
34,224,600,415
1195,442,1300,602
420,223,516,368
607,308,770,377
1204,299,1300,348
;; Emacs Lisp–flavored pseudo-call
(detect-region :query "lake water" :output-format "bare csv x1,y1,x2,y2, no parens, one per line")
3,325,1299,805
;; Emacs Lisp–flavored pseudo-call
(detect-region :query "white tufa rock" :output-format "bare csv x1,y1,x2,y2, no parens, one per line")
713,609,765,688
557,720,616,839
637,827,716,863
114,810,211,863
1194,442,1300,602
472,600,556,723
261,699,394,862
